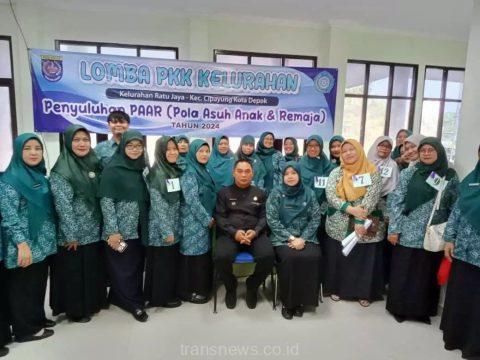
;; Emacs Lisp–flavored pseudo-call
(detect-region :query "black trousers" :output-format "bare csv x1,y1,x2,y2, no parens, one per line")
105,239,145,313
214,232,274,292
0,263,12,347
8,259,48,338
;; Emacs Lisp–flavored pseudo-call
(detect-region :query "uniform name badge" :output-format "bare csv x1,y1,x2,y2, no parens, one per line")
426,171,446,191
314,176,328,189
380,166,393,178
352,173,372,188
166,178,181,192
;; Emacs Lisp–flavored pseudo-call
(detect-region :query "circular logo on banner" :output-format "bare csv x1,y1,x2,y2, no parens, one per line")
41,57,63,82
314,71,335,93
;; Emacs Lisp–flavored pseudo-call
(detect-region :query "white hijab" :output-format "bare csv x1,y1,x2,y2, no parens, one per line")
405,134,426,168
367,136,400,197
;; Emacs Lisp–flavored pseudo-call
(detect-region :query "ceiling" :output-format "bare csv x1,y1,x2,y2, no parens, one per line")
3,0,475,41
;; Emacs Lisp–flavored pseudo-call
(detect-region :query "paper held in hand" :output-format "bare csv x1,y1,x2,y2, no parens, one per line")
341,218,373,257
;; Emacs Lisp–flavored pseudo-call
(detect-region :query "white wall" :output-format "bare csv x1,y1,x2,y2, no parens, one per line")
0,3,469,168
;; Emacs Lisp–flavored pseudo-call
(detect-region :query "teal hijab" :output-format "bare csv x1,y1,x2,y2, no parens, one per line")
206,135,234,192
256,131,278,191
175,134,189,171
404,137,455,215
299,135,334,202
147,136,182,204
51,125,102,218
2,133,55,240
278,162,313,224
185,139,217,216
98,130,149,241
458,146,480,232
329,135,345,166
283,137,300,162
236,135,267,187
392,129,413,160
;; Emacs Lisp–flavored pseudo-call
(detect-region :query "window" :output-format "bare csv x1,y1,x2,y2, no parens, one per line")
342,60,418,150
214,50,316,153
0,36,17,171
56,40,178,163
420,66,465,162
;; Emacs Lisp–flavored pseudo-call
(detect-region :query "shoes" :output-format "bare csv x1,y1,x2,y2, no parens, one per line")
189,293,208,304
16,329,54,343
44,319,56,328
246,288,258,309
132,309,148,323
293,305,304,317
393,314,406,323
161,299,182,308
69,316,91,323
0,347,9,358
281,307,293,320
225,290,237,309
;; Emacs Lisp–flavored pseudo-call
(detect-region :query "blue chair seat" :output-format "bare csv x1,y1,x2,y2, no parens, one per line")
234,251,254,264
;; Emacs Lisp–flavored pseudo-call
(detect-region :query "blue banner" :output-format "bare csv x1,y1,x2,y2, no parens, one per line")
30,49,337,138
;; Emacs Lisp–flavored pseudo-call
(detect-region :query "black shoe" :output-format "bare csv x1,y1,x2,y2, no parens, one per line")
246,288,258,309
281,307,294,320
132,309,148,323
69,316,91,323
293,305,304,317
393,314,406,323
225,290,237,309
189,293,208,304
16,329,54,343
417,316,431,325
44,319,56,328
0,347,9,358
162,299,182,308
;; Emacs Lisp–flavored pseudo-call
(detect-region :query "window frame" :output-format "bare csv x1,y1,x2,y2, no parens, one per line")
0,35,18,139
421,65,465,138
344,59,418,145
213,49,317,68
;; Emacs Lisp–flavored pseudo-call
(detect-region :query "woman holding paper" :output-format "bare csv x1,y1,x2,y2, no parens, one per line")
99,130,149,322
386,137,458,324
324,139,383,307
266,162,321,320
178,140,216,304
440,146,480,359
145,137,183,309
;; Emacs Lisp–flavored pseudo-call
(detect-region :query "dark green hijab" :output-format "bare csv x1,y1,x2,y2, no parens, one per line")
458,146,480,232
147,136,182,204
206,135,234,192
392,129,413,160
404,137,455,214
329,135,344,166
278,162,314,224
283,137,300,162
98,130,149,241
185,139,217,216
299,135,334,202
236,135,267,188
51,125,102,217
175,134,189,171
256,131,278,191
2,133,54,240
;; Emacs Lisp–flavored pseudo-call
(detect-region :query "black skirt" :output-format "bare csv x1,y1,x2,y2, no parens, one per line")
50,242,108,319
324,235,384,302
386,244,443,318
275,243,321,309
105,239,145,313
0,263,12,347
7,259,49,338
441,259,480,359
178,252,212,300
144,243,181,307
